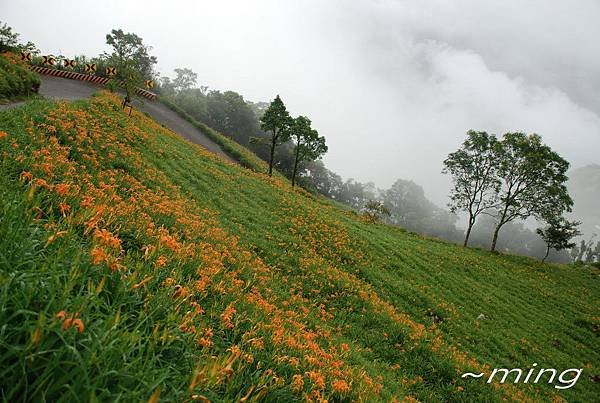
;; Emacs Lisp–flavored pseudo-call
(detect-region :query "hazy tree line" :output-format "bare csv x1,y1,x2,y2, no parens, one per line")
158,70,330,187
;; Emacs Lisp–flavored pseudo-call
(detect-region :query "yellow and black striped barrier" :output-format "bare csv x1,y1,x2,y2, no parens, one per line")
30,65,109,84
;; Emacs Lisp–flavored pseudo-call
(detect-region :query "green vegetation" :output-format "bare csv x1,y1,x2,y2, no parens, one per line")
160,96,272,173
1,93,598,401
536,218,581,262
443,131,574,252
0,53,40,102
0,21,37,54
104,28,156,106
443,131,500,247
288,116,327,188
258,95,293,176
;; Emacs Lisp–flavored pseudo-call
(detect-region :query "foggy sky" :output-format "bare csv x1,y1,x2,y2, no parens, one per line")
2,0,599,205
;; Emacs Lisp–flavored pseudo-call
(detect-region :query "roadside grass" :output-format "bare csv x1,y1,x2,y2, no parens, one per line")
0,93,598,401
159,97,273,174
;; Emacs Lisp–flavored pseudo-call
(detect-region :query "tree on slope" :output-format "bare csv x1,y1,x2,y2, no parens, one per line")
105,29,157,80
536,217,581,262
289,116,328,187
488,132,573,252
105,29,157,107
362,200,391,223
259,95,292,176
443,130,500,246
0,22,19,52
0,21,37,54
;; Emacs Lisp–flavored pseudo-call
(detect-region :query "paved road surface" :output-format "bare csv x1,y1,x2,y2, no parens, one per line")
39,75,101,101
132,97,232,160
19,75,236,163
0,101,26,111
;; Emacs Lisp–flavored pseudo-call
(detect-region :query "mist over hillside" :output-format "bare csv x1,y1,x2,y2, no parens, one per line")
569,164,600,239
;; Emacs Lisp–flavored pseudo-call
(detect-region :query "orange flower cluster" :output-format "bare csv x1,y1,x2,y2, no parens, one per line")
197,327,214,348
56,310,85,333
90,247,107,265
331,379,350,394
220,306,236,330
93,228,121,249
58,202,70,216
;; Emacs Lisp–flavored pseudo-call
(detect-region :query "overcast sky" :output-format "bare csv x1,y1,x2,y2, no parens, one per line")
3,0,599,204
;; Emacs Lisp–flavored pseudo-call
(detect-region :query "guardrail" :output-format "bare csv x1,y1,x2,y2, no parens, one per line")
29,65,157,101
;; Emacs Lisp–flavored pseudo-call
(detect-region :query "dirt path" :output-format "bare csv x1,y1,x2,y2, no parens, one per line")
31,75,236,163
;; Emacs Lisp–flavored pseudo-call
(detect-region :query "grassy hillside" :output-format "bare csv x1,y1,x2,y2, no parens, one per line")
0,53,40,102
0,93,598,402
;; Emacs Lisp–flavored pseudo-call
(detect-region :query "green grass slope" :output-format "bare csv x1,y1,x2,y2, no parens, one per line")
0,93,598,402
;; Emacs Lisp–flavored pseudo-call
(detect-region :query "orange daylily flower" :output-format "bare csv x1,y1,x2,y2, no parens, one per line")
220,306,236,329
291,374,304,392
56,311,85,333
90,247,107,265
20,171,33,182
58,202,71,216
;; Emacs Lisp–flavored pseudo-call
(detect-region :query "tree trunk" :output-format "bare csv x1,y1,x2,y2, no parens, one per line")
542,246,550,262
490,223,502,252
491,199,511,252
463,220,474,247
268,131,276,176
291,144,301,188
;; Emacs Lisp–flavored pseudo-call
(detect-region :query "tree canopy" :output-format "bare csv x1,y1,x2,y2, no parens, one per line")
536,218,581,262
0,21,37,54
489,132,573,251
259,95,292,176
443,130,500,246
289,116,327,187
173,68,197,93
104,29,157,82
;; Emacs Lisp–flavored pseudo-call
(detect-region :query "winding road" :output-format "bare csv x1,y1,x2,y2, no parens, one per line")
1,75,236,163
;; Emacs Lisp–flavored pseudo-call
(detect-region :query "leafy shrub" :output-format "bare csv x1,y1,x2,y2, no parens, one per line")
0,52,40,100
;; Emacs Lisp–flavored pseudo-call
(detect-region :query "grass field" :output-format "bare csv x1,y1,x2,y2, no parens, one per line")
0,93,598,402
